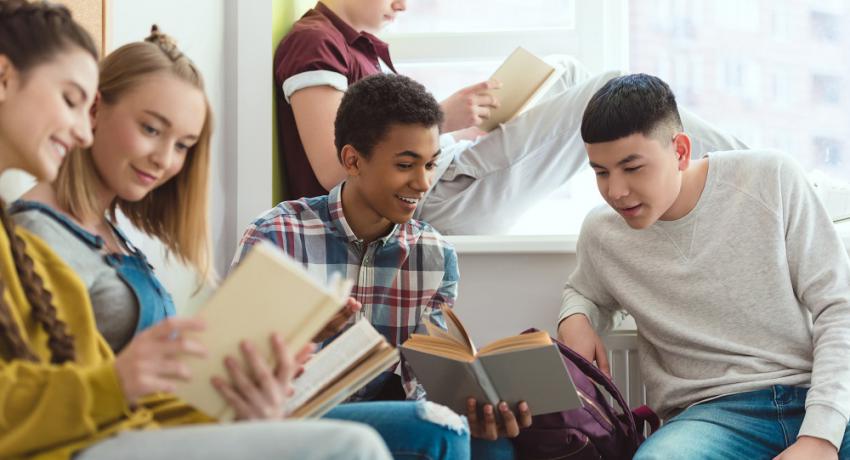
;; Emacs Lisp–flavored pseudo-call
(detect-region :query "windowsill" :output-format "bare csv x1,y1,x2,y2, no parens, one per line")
448,220,850,255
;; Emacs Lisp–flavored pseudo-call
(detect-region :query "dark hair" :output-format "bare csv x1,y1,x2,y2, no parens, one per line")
581,73,682,144
0,0,98,76
0,0,97,363
334,73,443,161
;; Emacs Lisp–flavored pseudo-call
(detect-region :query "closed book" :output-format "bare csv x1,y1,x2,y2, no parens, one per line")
479,47,563,132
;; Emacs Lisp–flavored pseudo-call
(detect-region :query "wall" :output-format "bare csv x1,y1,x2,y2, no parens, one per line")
107,0,227,307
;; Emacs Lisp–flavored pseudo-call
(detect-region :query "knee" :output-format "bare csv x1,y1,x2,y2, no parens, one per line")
415,401,471,459
634,427,702,460
334,424,392,460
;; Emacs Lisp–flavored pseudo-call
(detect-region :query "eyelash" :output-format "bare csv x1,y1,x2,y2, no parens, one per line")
397,162,436,170
142,123,160,136
63,95,77,109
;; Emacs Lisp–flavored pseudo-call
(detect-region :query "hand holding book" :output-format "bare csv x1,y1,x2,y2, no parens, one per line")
210,334,314,420
402,307,581,421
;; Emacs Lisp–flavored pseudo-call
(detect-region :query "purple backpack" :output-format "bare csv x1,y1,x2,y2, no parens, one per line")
512,331,660,460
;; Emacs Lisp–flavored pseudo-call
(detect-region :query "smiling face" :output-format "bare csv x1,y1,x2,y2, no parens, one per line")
341,0,407,33
89,73,206,203
0,47,98,181
588,132,691,229
342,122,440,230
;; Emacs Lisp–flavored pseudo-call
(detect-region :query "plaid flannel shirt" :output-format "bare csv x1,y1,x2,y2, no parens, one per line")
231,183,459,398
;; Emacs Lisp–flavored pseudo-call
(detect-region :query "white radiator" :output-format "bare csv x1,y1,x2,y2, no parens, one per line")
603,331,646,407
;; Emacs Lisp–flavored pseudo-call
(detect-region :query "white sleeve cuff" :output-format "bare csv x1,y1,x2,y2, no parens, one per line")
282,70,348,103
798,403,848,450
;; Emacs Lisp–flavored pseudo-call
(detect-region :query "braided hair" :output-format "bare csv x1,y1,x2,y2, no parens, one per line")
0,0,97,362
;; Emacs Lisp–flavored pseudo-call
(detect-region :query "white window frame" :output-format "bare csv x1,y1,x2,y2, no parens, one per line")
382,0,629,74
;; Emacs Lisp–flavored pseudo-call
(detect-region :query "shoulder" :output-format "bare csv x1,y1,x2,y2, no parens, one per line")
709,150,808,204
275,16,349,80
709,149,799,182
246,195,332,236
14,227,90,298
401,220,457,266
11,208,76,247
407,219,454,249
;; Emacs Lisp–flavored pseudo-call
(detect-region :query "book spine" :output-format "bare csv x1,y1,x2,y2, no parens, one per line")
469,360,501,406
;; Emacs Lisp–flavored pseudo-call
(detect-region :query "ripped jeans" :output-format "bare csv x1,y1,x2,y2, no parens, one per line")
325,401,515,460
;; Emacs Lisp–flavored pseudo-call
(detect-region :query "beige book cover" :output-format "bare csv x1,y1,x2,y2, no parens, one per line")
285,319,400,418
401,308,581,417
172,241,353,420
479,47,562,132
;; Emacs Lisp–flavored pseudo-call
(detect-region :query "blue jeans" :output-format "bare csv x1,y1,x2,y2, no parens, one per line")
635,385,850,460
325,401,515,460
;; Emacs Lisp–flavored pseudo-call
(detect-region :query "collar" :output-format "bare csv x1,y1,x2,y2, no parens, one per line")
327,182,400,245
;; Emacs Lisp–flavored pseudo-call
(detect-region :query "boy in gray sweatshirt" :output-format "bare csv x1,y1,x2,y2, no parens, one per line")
558,74,850,459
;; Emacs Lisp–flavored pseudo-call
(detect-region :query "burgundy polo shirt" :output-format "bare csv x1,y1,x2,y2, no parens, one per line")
274,2,397,200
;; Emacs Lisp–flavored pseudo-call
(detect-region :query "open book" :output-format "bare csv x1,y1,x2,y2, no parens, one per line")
286,319,399,418
401,308,581,417
173,240,354,420
479,47,564,132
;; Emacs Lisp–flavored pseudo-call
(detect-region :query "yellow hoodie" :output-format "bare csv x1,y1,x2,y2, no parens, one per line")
0,224,209,459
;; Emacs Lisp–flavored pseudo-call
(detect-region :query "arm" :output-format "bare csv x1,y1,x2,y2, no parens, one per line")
557,220,622,374
230,220,282,271
0,359,127,457
779,158,850,451
289,86,346,192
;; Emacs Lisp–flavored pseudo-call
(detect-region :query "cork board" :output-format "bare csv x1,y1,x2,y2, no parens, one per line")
57,0,110,56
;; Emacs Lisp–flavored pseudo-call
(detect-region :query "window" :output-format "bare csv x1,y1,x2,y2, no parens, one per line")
382,0,850,235
632,0,850,188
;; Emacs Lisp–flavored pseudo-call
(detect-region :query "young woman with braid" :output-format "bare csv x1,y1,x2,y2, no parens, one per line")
0,2,393,459
11,21,474,460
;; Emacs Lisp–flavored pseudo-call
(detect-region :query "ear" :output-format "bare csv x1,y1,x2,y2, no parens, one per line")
340,144,363,176
673,132,692,171
0,55,14,103
89,91,102,129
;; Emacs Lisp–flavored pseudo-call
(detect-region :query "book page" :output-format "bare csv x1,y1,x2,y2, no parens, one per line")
478,330,552,356
290,345,400,418
285,320,383,412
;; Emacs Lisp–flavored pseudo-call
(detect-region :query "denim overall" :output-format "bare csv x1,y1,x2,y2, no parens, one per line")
10,200,175,333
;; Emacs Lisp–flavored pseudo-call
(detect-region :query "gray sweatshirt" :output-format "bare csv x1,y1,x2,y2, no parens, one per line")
559,150,850,448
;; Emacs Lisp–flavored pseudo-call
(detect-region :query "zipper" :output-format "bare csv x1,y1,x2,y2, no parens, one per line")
577,389,614,428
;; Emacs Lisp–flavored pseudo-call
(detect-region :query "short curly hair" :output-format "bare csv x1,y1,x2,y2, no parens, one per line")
334,73,444,161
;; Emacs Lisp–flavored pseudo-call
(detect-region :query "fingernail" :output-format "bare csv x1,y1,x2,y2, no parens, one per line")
484,405,493,414
519,402,528,411
499,402,508,411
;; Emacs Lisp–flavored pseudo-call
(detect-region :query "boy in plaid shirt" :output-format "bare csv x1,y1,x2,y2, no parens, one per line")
233,73,531,455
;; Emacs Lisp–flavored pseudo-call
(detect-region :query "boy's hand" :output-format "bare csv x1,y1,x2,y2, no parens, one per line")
773,436,838,460
114,317,207,403
557,314,610,377
211,334,313,420
440,79,501,132
466,398,533,440
312,297,362,342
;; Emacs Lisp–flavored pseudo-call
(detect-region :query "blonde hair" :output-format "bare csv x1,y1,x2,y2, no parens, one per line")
54,25,214,285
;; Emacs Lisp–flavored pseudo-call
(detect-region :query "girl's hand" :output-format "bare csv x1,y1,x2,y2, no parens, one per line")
211,333,313,420
114,317,207,403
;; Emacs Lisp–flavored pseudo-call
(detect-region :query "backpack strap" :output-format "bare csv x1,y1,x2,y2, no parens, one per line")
632,404,661,436
522,328,643,449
